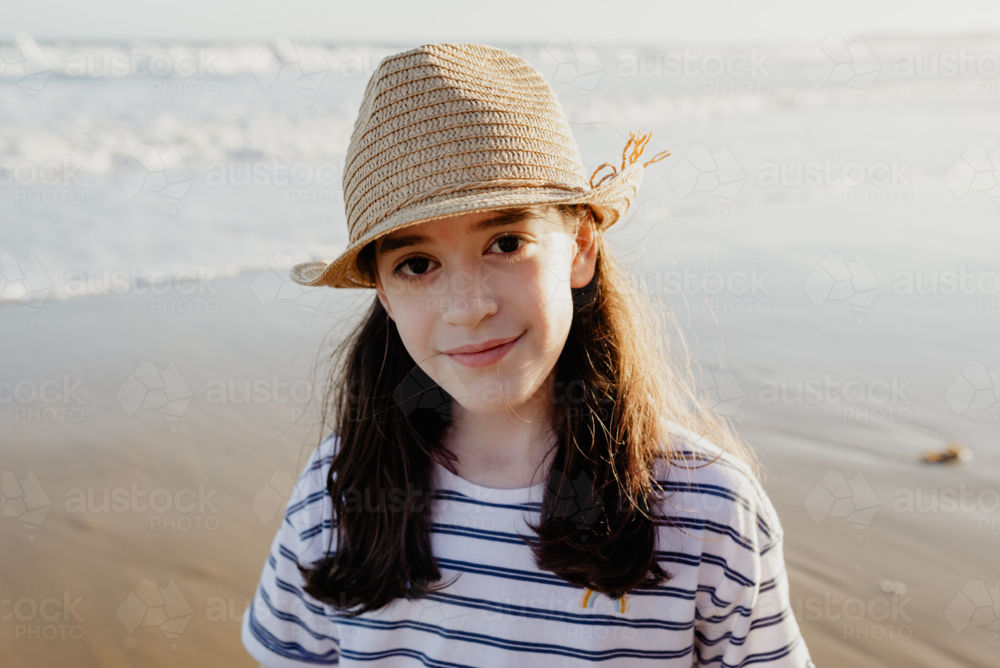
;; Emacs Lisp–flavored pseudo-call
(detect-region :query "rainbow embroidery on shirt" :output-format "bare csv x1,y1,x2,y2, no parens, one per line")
581,588,628,614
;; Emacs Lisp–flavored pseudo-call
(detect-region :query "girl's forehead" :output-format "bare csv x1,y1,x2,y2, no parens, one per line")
377,207,562,251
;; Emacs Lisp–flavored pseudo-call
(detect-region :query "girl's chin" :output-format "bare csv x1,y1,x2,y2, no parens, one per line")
444,378,544,415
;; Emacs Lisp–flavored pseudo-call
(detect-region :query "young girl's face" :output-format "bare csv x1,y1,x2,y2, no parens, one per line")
373,206,597,415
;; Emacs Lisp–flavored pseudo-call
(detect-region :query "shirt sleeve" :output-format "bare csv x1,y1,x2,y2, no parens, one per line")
241,434,341,667
693,472,815,667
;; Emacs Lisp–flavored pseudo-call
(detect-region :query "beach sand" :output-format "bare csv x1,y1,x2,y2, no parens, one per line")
3,227,997,667
1,274,357,667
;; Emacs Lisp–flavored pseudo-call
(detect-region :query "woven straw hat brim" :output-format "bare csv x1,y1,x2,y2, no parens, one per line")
290,162,645,289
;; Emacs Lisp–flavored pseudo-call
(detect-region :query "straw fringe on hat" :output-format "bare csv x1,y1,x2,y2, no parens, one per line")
290,42,669,289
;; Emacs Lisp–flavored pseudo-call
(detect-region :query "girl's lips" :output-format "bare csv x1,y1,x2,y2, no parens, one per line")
443,333,523,368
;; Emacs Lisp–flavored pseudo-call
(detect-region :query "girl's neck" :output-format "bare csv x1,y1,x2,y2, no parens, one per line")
439,372,558,490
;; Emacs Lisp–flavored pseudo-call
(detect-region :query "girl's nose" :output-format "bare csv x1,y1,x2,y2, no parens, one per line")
440,295,499,327
438,269,498,327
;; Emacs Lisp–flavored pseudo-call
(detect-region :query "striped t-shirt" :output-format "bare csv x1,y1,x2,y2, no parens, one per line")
241,425,814,667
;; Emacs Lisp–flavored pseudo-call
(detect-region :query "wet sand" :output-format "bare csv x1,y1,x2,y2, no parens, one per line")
2,250,998,667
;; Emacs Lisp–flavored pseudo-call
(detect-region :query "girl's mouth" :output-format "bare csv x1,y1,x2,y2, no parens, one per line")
442,333,523,368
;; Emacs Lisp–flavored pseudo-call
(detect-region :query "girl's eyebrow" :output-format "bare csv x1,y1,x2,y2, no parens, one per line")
378,233,427,255
377,209,533,254
470,208,533,234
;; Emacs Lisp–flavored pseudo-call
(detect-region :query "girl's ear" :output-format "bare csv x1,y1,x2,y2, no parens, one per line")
373,272,394,321
569,212,598,289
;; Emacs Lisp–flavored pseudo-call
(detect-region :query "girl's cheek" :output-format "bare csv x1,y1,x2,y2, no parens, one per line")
532,248,575,312
393,302,434,356
523,263,574,346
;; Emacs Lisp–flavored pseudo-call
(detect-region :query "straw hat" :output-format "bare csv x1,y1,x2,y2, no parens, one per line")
289,42,669,289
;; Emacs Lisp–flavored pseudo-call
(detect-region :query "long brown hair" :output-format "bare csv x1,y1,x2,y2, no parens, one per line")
299,204,755,615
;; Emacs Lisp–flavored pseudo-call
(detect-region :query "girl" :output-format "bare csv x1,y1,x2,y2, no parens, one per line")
242,43,813,667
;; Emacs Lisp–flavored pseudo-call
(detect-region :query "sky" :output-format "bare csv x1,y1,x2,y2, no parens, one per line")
8,0,1000,43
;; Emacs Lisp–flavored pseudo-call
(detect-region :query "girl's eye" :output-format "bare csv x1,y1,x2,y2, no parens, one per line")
394,256,436,278
490,234,524,254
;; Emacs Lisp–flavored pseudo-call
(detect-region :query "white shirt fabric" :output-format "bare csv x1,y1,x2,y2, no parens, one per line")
242,425,814,667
